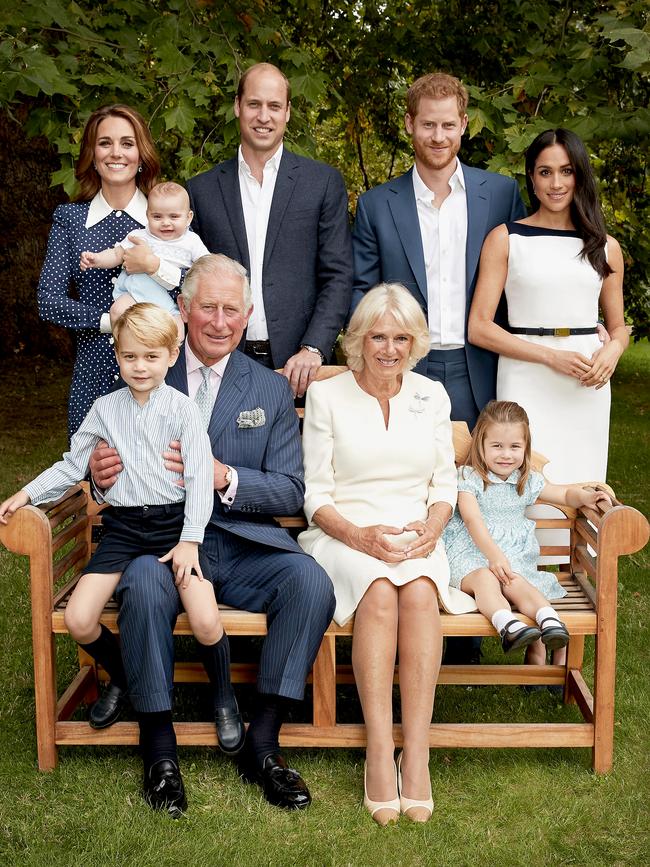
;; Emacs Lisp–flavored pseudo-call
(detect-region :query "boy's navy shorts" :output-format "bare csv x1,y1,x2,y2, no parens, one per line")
83,501,212,581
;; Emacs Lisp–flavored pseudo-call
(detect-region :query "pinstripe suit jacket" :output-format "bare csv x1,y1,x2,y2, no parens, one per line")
166,346,305,554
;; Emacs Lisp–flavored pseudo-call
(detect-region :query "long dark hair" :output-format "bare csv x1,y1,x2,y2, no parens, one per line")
74,104,160,202
525,129,612,279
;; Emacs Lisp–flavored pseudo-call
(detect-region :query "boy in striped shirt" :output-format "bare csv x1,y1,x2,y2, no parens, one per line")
0,304,244,773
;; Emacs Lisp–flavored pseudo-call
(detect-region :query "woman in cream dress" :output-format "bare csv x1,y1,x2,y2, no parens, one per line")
299,283,475,825
468,128,627,661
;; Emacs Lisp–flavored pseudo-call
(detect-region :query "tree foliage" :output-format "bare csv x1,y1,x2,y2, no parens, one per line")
0,0,648,356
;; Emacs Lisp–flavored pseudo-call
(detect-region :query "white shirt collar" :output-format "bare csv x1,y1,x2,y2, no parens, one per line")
238,143,284,178
185,340,231,378
85,188,148,229
487,468,521,485
412,159,465,203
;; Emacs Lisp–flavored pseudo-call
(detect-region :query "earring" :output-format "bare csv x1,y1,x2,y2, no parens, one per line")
138,164,143,173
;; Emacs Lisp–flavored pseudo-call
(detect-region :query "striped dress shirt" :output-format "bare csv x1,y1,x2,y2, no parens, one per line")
23,383,213,543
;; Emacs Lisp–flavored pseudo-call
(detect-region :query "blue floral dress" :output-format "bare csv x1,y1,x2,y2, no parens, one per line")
37,199,145,440
443,466,567,600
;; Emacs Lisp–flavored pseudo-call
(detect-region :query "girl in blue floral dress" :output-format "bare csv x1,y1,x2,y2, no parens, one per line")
444,400,610,657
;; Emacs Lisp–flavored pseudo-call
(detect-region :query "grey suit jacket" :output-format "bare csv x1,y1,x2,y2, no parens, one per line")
352,164,526,411
166,347,304,554
186,150,353,367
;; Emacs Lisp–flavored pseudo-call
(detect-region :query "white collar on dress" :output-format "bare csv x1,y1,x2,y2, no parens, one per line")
85,188,148,228
487,468,521,485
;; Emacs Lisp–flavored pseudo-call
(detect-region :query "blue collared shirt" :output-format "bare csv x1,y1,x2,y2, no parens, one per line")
24,383,213,543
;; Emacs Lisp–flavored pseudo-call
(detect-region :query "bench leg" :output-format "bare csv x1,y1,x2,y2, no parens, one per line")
312,634,336,729
564,635,584,705
33,632,58,771
592,630,615,774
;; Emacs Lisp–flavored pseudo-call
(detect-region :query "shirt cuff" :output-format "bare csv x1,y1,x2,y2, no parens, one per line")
217,467,239,507
99,313,112,334
179,527,205,543
151,260,182,290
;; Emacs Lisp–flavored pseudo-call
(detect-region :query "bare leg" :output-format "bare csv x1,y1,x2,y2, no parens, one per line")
352,579,398,822
177,577,223,646
110,293,137,328
501,577,556,665
461,567,512,620
397,577,440,820
64,572,122,643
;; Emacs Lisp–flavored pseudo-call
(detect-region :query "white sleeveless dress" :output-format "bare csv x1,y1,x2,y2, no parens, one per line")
496,224,609,560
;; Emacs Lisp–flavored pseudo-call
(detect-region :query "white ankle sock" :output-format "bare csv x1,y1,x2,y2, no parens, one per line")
491,609,526,634
535,606,562,628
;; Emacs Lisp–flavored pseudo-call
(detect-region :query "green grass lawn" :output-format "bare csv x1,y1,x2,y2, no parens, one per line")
0,345,648,867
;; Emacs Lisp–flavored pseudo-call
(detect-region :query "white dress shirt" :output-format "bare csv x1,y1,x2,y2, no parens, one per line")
184,342,238,505
24,384,213,543
238,144,284,340
87,189,183,333
412,160,468,348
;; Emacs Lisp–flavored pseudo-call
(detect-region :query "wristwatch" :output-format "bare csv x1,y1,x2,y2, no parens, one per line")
300,344,325,362
223,465,233,487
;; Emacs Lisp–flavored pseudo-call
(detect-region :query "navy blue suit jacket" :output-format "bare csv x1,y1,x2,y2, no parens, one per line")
166,347,304,555
352,164,526,411
186,150,353,367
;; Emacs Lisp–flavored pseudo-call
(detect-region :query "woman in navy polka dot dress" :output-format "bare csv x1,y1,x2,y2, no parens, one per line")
38,104,161,439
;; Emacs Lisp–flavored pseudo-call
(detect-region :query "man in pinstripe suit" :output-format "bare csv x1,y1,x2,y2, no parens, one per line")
93,254,335,815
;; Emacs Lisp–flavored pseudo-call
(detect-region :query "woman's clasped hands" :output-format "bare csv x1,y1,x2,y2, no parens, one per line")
350,517,443,562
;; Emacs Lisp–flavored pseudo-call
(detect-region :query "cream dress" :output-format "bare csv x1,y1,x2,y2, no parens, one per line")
298,370,477,626
497,224,610,561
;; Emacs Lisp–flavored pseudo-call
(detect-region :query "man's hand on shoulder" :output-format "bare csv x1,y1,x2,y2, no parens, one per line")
89,440,123,490
283,347,323,398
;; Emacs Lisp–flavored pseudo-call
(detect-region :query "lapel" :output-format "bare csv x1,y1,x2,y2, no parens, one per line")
166,343,190,396
386,169,428,310
206,350,249,444
216,158,250,270
263,149,299,270
463,164,490,297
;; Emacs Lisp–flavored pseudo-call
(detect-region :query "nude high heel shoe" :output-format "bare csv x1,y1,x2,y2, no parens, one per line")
363,762,400,826
397,751,433,822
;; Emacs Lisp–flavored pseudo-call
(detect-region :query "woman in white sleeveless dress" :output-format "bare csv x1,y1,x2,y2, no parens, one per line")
467,128,627,662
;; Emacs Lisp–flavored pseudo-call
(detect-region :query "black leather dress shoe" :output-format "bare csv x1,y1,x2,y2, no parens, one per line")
237,749,311,810
215,701,246,755
500,621,542,653
143,759,187,818
88,682,127,729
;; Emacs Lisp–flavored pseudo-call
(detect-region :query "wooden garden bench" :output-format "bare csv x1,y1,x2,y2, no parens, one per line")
0,367,647,774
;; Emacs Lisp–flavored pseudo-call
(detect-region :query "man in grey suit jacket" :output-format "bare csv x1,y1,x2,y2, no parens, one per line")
92,255,335,815
186,63,353,398
353,73,525,666
352,72,526,427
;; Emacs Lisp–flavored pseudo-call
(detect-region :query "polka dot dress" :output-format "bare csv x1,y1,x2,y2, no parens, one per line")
37,202,145,440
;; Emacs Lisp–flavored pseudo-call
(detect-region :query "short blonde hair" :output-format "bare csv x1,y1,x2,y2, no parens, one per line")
147,181,190,209
343,283,430,372
112,303,179,353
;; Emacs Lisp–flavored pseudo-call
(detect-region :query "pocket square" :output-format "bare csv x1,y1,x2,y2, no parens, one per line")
237,408,266,429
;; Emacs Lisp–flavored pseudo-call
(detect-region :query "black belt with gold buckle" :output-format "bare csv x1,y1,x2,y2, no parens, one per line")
509,327,598,337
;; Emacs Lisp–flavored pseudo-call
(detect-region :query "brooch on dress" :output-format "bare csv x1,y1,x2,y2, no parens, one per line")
408,393,430,419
